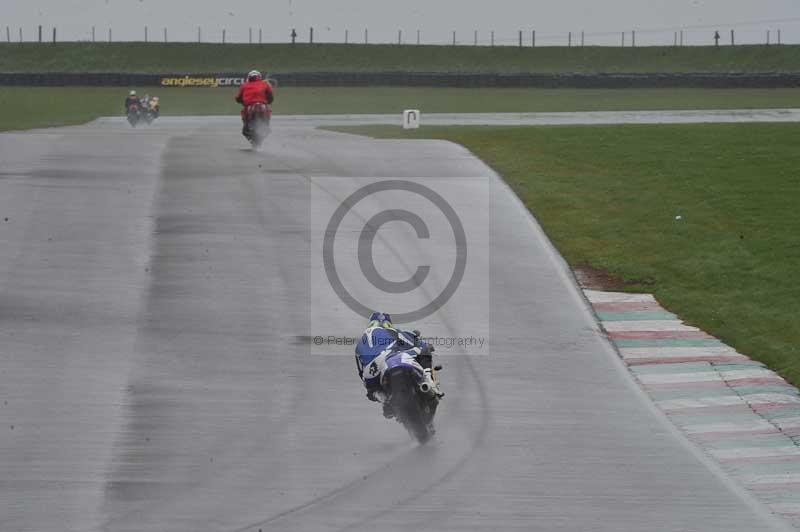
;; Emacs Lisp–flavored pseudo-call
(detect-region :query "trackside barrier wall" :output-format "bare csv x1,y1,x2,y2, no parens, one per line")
1,72,800,88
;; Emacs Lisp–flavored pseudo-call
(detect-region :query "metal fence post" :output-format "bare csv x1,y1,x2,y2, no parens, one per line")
581,30,584,47
108,28,111,43
778,29,781,45
532,30,535,47
52,27,56,43
364,28,368,44
223,29,226,44
767,30,770,45
519,30,522,48
452,31,456,45
398,29,402,45
198,27,201,43
417,29,420,45
621,31,624,47
164,27,168,43
680,30,683,46
568,31,571,47
38,25,42,43
731,29,734,45
632,30,636,47
310,27,314,44
249,28,252,44
345,29,348,44
144,26,148,42
6,26,11,43
491,30,494,46
474,30,478,46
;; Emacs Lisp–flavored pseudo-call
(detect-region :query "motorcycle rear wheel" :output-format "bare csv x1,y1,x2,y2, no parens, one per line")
248,119,270,148
387,369,436,444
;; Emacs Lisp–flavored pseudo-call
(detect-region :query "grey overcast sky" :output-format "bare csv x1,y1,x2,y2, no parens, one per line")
3,0,800,45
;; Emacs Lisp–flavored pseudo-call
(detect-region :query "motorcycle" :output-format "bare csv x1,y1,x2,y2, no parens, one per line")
126,103,141,127
369,348,442,444
141,107,156,125
243,102,271,148
141,97,160,125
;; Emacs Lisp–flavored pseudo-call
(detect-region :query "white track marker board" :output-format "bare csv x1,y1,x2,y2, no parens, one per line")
403,110,420,129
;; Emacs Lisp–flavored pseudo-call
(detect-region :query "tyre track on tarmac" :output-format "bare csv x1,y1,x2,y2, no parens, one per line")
235,142,490,530
229,175,491,532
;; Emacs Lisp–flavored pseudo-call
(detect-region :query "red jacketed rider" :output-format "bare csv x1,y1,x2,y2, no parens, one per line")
235,70,274,136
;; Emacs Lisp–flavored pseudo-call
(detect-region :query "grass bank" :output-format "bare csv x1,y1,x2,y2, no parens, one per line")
4,86,800,131
330,123,800,384
1,43,800,73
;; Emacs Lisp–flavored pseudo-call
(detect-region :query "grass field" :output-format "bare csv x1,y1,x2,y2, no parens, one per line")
3,86,800,131
1,43,800,73
330,123,800,385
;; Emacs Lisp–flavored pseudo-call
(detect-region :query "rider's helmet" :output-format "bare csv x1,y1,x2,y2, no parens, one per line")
129,90,137,96
368,311,393,330
247,70,262,82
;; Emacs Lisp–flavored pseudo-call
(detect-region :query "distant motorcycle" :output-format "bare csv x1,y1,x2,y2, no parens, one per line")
126,102,142,127
142,97,160,125
243,102,271,148
368,348,442,443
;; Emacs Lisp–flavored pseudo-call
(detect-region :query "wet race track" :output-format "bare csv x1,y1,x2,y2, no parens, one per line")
0,116,794,532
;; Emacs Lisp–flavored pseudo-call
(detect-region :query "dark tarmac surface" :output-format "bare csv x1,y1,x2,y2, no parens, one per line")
0,117,792,531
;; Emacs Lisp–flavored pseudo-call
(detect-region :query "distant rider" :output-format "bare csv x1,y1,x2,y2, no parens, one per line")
124,90,140,113
355,312,441,419
234,70,274,138
148,96,160,118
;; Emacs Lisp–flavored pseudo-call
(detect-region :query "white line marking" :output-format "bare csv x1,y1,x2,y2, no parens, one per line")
709,446,800,460
682,419,776,434
583,290,656,303
621,346,742,359
742,394,800,405
638,372,723,384
658,396,747,409
720,368,782,381
743,474,800,486
603,320,700,332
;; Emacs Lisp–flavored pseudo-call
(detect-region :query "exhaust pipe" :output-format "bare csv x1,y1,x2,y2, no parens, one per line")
419,381,432,394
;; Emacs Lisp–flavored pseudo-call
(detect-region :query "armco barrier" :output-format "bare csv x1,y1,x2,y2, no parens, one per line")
1,72,800,88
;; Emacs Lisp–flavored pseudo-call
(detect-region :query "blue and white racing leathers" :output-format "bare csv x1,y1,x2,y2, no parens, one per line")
354,326,428,397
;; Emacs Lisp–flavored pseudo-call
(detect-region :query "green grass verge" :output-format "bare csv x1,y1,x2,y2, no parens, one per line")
4,86,800,131
1,43,800,73
328,123,800,385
